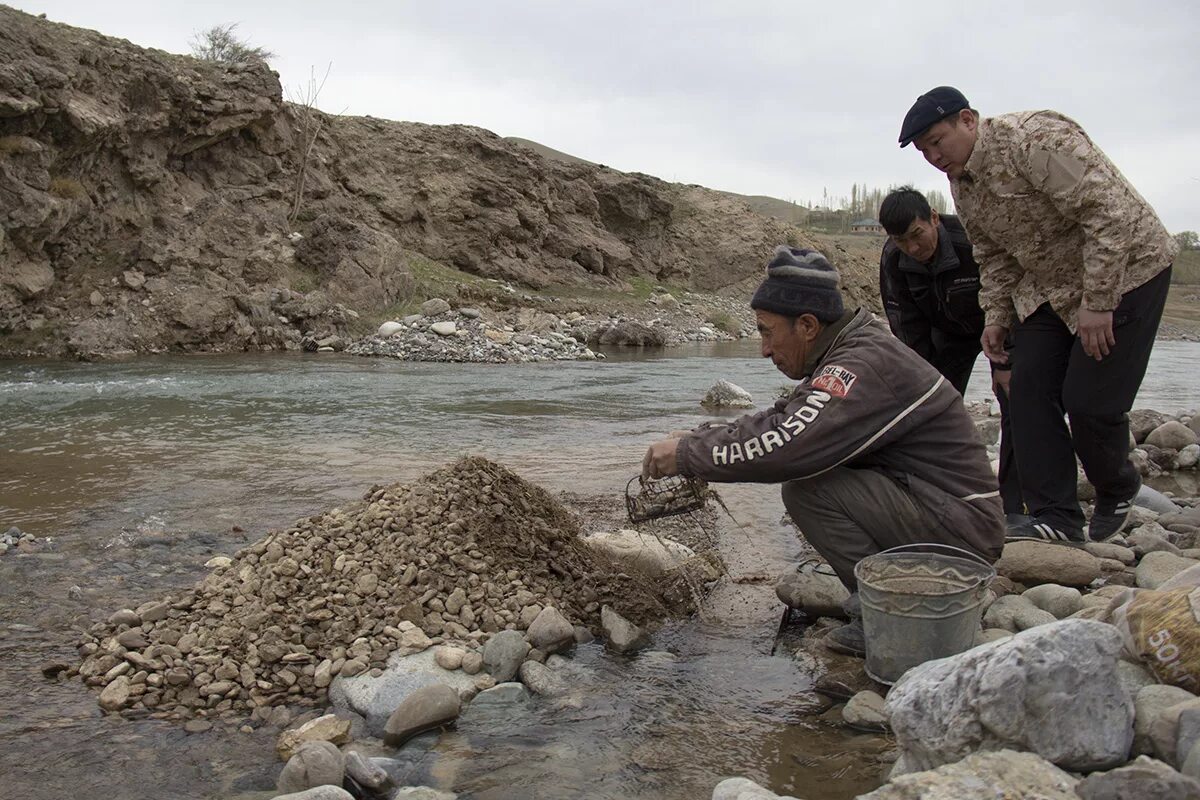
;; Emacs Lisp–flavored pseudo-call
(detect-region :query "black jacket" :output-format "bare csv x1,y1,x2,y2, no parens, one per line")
879,214,993,391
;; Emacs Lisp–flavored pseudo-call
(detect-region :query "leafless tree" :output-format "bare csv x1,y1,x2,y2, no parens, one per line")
287,64,333,227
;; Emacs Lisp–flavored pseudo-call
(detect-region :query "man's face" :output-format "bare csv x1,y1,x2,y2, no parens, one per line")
756,309,819,380
914,112,977,179
890,208,941,263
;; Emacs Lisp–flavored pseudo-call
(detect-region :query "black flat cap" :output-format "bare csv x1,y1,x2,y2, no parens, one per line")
899,86,970,147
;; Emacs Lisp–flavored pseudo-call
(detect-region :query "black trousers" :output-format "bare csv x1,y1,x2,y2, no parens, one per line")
1009,266,1172,532
936,334,1024,515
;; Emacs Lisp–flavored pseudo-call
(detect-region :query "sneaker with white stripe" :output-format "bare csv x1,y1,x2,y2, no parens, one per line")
1005,519,1086,547
1089,497,1135,543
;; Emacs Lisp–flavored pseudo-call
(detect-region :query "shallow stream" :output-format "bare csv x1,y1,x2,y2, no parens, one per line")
2,340,1197,799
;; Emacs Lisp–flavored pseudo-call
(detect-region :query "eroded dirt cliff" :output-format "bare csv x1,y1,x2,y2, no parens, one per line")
0,6,875,358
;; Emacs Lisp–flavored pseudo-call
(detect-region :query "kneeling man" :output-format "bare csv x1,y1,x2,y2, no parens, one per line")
643,246,1004,655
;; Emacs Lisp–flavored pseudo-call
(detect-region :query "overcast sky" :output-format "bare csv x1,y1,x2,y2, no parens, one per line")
19,1,1200,231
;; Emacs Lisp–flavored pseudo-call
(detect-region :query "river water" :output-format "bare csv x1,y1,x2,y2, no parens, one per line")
1,340,1197,799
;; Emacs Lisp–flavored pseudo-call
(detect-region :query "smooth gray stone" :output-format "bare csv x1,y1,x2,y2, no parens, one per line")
1076,755,1200,800
887,620,1134,772
383,684,461,747
481,630,529,682
328,649,474,738
276,741,344,795
601,605,647,653
472,681,530,706
1138,484,1183,514
860,750,1078,798
272,788,355,800
525,606,575,655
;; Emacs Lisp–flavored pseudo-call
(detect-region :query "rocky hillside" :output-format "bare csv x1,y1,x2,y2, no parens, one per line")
0,6,876,359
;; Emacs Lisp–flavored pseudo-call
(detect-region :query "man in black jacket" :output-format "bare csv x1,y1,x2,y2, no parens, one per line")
878,187,1023,519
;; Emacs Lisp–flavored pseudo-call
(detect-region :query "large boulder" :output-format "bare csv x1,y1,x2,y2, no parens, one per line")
383,684,461,747
860,750,1078,800
420,298,451,317
1131,410,1171,443
1147,421,1199,451
886,620,1134,772
588,320,667,347
584,529,696,578
700,379,754,410
329,648,475,737
995,540,1101,586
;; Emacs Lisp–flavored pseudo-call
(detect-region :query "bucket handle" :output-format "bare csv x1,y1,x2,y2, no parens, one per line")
874,542,995,571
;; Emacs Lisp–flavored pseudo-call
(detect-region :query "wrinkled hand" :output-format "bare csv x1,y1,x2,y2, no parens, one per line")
992,368,1011,397
981,325,1010,365
1077,308,1115,361
642,438,681,480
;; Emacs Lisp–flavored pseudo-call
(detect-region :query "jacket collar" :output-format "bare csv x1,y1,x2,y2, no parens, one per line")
957,117,990,184
801,308,870,377
897,221,961,276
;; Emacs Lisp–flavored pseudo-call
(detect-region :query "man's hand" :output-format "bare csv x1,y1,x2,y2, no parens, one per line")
1077,308,1115,361
642,438,681,480
981,325,1010,365
992,368,1011,397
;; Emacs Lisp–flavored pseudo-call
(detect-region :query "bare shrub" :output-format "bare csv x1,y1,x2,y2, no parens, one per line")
189,23,274,64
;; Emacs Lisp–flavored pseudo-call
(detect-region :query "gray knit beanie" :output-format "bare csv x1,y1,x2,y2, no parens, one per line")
750,246,844,322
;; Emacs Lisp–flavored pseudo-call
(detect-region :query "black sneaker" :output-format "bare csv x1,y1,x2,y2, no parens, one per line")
824,618,866,658
1089,488,1140,543
1005,519,1086,547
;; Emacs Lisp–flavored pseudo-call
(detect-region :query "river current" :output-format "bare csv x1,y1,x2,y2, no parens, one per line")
1,340,1197,799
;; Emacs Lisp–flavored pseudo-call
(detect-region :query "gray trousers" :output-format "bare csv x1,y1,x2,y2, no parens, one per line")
782,467,957,592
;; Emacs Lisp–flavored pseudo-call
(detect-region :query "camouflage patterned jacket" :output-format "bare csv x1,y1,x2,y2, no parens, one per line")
950,110,1177,332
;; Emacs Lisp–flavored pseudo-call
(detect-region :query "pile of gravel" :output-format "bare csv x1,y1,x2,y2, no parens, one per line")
73,457,682,718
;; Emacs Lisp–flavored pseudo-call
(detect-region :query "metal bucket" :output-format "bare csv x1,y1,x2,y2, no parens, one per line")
854,543,995,685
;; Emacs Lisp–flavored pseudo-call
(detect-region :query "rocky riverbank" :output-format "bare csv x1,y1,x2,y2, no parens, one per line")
723,406,1200,799
337,289,755,364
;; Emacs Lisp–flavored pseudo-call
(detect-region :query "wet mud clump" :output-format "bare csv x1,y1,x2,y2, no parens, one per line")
72,457,691,718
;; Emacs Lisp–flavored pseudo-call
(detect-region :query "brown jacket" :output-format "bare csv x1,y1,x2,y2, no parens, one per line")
951,110,1177,332
675,309,1005,560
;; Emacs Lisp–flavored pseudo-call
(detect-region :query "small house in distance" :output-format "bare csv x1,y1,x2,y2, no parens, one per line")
850,218,883,233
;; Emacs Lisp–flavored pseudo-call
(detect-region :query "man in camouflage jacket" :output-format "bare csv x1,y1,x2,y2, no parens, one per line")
642,245,1004,656
900,86,1178,544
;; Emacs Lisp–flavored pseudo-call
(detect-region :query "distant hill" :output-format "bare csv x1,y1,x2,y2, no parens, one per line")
504,137,597,167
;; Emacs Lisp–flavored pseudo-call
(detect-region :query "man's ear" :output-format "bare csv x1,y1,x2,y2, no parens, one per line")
929,207,940,227
796,313,823,341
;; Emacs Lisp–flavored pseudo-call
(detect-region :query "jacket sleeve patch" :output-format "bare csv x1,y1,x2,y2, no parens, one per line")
812,365,857,398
